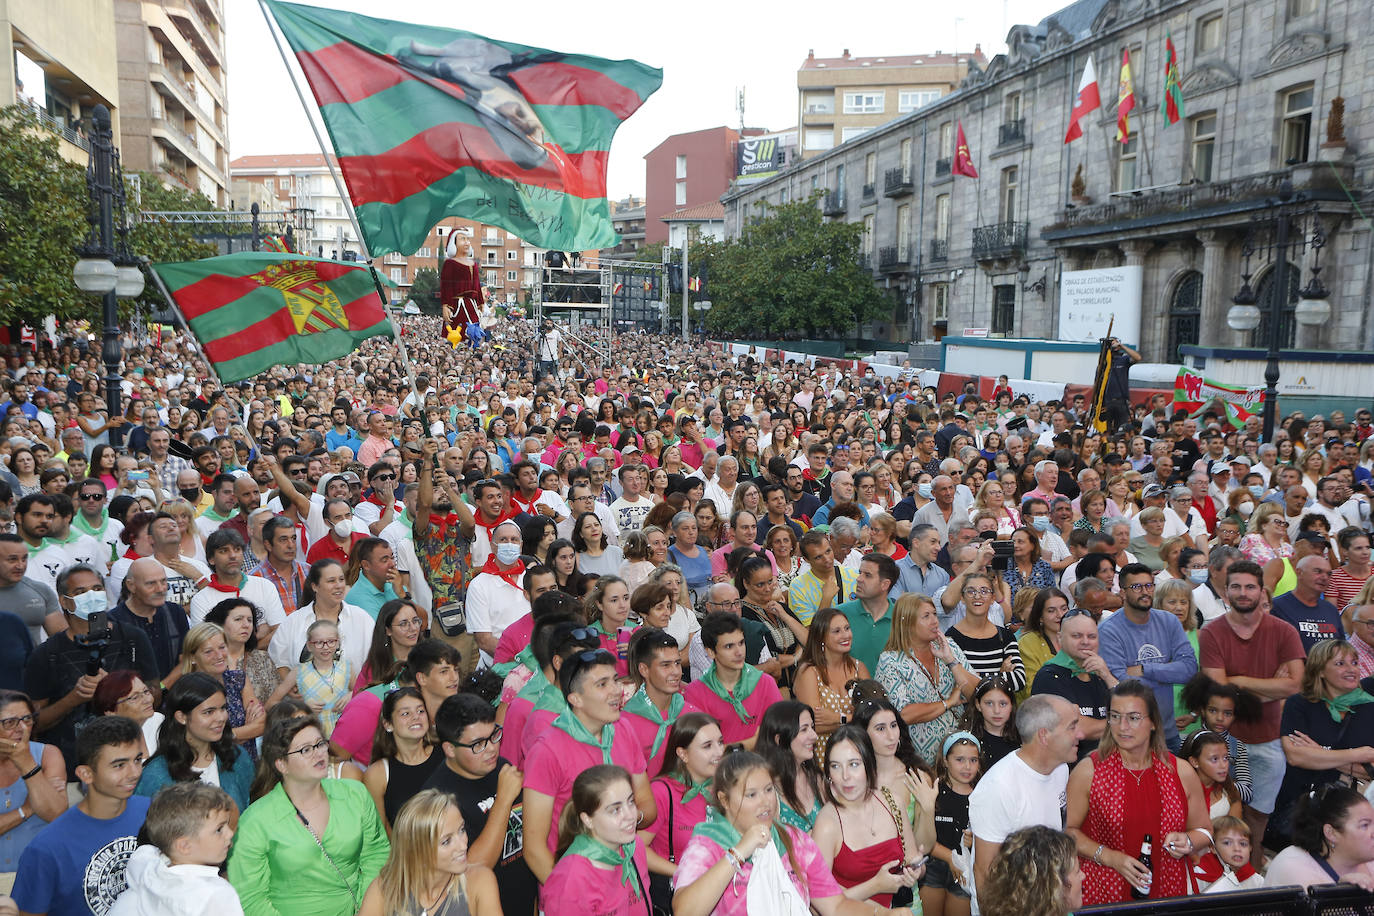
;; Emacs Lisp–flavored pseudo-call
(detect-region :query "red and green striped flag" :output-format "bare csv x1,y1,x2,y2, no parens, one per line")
1161,32,1185,126
152,252,394,383
264,1,662,257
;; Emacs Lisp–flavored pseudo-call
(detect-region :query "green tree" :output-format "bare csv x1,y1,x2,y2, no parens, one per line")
126,171,218,316
701,195,885,338
409,266,442,315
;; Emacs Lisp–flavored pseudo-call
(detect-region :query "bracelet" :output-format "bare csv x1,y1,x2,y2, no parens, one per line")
724,847,742,870
20,763,41,780
1092,844,1105,865
17,806,27,820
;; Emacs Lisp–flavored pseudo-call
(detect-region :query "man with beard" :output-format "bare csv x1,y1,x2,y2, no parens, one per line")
1199,560,1305,867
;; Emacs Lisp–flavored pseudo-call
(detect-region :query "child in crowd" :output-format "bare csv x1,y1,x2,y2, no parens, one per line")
1190,815,1264,894
1182,730,1243,820
110,782,242,916
1179,675,1258,805
959,677,1021,769
297,620,351,736
923,732,981,916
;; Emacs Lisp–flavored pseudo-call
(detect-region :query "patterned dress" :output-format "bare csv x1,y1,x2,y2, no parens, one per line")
297,658,353,737
1079,751,1190,904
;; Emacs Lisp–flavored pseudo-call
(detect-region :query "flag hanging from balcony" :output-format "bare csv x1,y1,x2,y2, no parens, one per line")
952,121,979,178
263,0,662,257
1116,48,1136,142
1064,57,1101,143
1160,32,1185,126
151,252,394,384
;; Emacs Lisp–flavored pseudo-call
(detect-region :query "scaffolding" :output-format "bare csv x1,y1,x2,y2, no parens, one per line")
532,255,666,370
134,204,316,255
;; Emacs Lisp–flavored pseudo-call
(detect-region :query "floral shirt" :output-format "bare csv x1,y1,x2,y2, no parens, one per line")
876,642,971,766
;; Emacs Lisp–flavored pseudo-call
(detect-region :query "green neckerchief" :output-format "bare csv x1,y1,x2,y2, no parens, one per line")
72,510,108,538
690,807,787,860
1324,687,1374,722
623,687,685,760
23,539,45,557
592,619,614,637
365,677,402,701
565,834,641,893
201,505,232,524
671,774,712,805
700,664,762,725
51,529,83,546
518,668,556,707
397,507,413,530
492,645,539,680
551,710,615,764
1046,649,1087,677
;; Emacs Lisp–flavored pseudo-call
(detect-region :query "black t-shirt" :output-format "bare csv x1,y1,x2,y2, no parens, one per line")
1031,664,1109,760
423,757,536,916
1270,593,1345,653
1105,349,1133,402
1280,696,1374,791
108,601,189,678
25,624,159,778
933,781,971,851
979,731,1019,769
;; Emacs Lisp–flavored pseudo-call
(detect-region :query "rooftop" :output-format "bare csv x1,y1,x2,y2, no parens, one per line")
800,46,986,70
230,153,337,172
661,201,726,222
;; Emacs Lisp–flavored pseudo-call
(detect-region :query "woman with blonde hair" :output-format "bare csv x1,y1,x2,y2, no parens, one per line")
160,497,208,563
1238,501,1294,565
972,479,1020,537
979,826,1082,916
177,621,265,756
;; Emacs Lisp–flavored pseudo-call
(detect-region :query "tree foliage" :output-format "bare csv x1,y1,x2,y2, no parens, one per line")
701,195,886,338
410,267,442,314
0,104,217,328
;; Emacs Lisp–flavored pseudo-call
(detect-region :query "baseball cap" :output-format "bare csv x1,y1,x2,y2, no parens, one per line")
1142,483,1166,499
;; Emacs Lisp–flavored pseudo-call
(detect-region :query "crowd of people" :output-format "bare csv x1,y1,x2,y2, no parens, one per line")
0,313,1373,916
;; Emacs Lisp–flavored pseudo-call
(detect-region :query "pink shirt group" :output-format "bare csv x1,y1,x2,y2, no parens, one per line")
646,778,709,862
682,675,782,745
524,722,648,852
542,838,650,916
673,826,842,916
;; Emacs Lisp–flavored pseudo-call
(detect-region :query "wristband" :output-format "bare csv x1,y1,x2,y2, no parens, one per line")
1092,844,1105,865
21,763,41,780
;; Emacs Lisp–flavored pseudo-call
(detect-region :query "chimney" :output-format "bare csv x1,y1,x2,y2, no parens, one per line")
843,48,850,58
807,49,814,60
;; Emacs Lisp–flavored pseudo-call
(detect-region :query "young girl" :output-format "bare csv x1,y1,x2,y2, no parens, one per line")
1179,675,1259,806
357,788,502,916
543,764,651,916
296,620,351,736
1181,730,1243,820
959,677,1022,769
1189,815,1265,894
586,576,635,677
923,732,981,916
644,714,725,914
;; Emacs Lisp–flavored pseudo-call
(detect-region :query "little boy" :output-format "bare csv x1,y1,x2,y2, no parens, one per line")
108,783,242,916
1192,815,1265,894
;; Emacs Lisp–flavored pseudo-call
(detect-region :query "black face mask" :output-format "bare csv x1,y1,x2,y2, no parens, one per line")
179,488,201,502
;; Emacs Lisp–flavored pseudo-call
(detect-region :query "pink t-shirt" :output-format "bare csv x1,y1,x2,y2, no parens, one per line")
330,688,382,764
620,697,698,778
521,707,560,763
683,674,782,745
647,778,709,862
501,695,537,769
672,826,842,916
494,614,535,665
542,838,649,916
524,722,648,853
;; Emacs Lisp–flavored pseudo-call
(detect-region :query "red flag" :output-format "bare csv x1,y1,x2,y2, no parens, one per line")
1064,57,1101,143
952,121,979,178
1116,48,1136,143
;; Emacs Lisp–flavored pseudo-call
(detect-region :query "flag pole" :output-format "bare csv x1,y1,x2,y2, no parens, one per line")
146,264,263,459
259,0,425,412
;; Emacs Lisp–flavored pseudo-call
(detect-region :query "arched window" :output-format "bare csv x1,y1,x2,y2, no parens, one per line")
1166,271,1202,363
1255,263,1299,350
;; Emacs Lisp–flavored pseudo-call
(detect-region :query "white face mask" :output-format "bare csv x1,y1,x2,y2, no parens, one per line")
495,543,521,565
1237,501,1255,517
71,590,107,621
333,519,354,539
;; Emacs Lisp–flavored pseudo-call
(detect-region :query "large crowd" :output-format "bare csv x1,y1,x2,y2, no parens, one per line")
1,313,1373,916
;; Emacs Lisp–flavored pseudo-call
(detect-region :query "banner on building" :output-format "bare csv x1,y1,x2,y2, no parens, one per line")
1058,266,1142,344
736,137,785,180
1173,367,1266,428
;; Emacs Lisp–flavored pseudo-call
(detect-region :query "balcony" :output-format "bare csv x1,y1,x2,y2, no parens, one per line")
22,100,90,153
166,1,225,69
481,234,503,246
930,238,949,262
972,221,1028,261
857,252,873,272
150,116,222,179
935,158,952,178
821,191,845,217
878,245,911,274
862,182,875,202
998,119,1026,147
883,168,913,197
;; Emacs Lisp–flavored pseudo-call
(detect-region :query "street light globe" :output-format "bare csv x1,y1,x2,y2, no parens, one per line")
73,257,118,294
1226,303,1261,332
115,265,145,298
1295,297,1331,326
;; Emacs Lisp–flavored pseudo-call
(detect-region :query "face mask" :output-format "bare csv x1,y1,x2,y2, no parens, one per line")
1031,516,1052,532
71,590,106,621
333,519,354,539
1188,568,1209,585
1248,485,1264,499
995,462,1009,472
1237,501,1255,517
179,488,201,502
495,543,521,565
917,483,933,499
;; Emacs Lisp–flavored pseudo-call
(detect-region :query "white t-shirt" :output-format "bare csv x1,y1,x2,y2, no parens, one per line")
381,517,432,616
557,501,621,546
969,751,1069,846
608,495,655,538
1193,581,1229,621
269,602,374,675
1129,510,1189,540
188,574,287,627
464,573,531,669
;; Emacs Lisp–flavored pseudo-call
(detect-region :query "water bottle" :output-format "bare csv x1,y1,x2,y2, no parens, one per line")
1132,834,1153,899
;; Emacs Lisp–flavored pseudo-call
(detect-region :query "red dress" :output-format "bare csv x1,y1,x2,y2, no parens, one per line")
440,258,483,329
831,811,905,906
1079,751,1189,905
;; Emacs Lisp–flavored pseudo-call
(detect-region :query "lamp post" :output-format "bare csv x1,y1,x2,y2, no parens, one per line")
1226,178,1328,444
73,104,143,448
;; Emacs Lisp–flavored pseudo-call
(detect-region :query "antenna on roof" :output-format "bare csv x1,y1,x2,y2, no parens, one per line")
736,87,746,133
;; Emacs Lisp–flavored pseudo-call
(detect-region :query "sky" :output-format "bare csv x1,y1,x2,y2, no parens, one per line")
226,0,1068,201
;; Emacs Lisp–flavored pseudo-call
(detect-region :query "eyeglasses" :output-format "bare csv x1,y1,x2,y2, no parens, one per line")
392,617,424,630
79,492,105,501
709,599,743,609
372,474,396,482
1123,582,1155,592
0,713,36,730
962,588,993,597
1107,712,1147,726
284,738,331,758
308,638,340,648
117,688,153,705
453,725,504,753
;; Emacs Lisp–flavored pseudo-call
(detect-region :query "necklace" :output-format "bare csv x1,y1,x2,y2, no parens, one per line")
419,875,454,916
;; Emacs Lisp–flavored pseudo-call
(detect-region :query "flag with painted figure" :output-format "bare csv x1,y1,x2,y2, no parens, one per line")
264,1,662,257
1173,368,1266,428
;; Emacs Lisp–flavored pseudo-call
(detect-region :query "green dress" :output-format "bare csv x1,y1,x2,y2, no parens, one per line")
228,779,390,916
778,795,823,832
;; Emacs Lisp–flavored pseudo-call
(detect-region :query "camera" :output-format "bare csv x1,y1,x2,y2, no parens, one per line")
989,539,1014,572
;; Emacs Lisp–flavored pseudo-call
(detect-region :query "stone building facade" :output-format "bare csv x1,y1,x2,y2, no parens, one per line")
722,0,1371,360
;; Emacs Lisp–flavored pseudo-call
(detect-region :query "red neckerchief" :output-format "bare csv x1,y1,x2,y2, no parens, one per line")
1191,851,1256,888
200,472,215,486
123,547,141,560
428,510,461,538
365,493,402,512
206,575,243,594
473,507,515,541
479,555,525,589
509,490,541,515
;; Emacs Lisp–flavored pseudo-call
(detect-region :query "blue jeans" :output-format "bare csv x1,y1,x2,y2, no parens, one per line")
1245,738,1286,815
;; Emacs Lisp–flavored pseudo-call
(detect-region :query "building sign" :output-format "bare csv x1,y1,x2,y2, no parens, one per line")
1058,266,1142,344
737,137,784,180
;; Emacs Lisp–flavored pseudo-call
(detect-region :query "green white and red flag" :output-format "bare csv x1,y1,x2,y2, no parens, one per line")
263,1,662,257
1173,368,1265,428
151,252,393,383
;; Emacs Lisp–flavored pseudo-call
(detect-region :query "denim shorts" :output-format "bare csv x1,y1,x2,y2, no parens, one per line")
920,856,972,898
1245,738,1286,815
